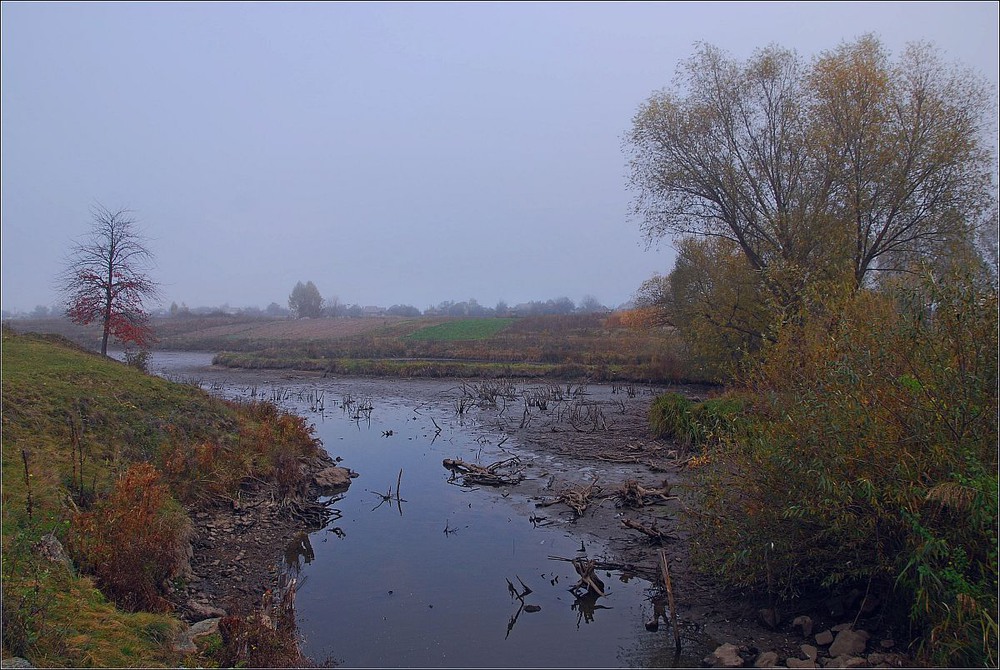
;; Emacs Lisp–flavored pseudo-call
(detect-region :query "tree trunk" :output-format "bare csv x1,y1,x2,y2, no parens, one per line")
101,314,111,356
101,264,113,356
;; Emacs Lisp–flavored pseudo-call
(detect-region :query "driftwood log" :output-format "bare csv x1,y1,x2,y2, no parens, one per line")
535,478,600,517
442,457,523,487
549,554,661,589
613,479,676,508
545,555,608,596
569,557,606,597
621,517,675,543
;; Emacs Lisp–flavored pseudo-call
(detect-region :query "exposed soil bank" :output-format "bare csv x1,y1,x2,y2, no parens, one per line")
166,450,341,623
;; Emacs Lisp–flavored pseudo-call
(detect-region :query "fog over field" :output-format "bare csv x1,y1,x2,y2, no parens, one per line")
2,2,996,314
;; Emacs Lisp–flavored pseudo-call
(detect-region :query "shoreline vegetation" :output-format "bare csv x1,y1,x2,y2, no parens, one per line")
1,329,339,667
211,353,683,383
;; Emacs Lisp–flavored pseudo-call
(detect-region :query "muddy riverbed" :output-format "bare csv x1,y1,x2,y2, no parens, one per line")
143,352,891,668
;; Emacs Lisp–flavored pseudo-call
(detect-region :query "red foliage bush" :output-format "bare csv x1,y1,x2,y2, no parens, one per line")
69,463,190,612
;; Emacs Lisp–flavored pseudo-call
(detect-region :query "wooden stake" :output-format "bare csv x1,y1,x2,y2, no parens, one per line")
658,548,681,652
21,449,33,520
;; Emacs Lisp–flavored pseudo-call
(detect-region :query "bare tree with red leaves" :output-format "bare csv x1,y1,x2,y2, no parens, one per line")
60,205,159,356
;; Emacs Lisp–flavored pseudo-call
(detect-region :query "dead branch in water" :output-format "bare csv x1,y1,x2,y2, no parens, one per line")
535,477,600,517
504,574,539,639
506,575,533,601
594,453,642,465
368,470,407,513
621,517,675,543
569,557,606,597
613,479,676,508
567,399,611,433
548,554,658,583
659,548,682,652
442,457,523,487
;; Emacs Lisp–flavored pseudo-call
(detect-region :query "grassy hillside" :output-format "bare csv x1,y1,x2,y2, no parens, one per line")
1,329,321,666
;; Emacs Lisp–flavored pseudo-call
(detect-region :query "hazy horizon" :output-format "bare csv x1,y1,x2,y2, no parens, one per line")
3,2,997,314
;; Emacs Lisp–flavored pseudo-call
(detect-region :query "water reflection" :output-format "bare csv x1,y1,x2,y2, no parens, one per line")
140,354,718,668
367,468,406,514
572,591,614,627
284,531,315,576
504,576,539,640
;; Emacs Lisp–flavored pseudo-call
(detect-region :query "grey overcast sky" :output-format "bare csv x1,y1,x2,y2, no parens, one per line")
2,2,997,313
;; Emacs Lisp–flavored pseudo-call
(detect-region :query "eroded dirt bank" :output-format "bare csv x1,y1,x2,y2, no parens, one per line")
166,450,343,624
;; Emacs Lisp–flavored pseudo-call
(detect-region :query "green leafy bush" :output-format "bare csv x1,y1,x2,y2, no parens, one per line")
649,392,747,449
649,392,697,443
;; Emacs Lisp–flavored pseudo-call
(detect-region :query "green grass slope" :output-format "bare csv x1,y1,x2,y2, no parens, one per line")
1,329,319,667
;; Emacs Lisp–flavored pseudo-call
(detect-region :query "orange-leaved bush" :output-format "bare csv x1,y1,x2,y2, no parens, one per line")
69,462,191,612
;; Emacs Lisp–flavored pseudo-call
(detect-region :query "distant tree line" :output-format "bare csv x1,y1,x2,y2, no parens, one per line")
145,286,611,320
8,281,614,322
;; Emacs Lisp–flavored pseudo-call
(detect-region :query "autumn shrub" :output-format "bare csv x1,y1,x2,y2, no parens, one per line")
69,463,191,612
690,275,998,666
238,404,318,497
123,346,151,372
158,399,319,504
160,438,242,502
609,307,663,330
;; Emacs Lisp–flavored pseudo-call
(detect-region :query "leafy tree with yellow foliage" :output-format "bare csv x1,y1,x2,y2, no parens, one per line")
628,35,995,374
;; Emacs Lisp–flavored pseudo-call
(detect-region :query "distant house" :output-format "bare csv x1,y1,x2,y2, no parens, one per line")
362,305,386,317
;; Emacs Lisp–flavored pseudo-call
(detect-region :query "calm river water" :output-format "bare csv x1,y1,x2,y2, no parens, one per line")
141,350,708,668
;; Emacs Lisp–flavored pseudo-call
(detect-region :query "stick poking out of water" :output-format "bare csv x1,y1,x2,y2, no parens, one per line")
658,548,681,652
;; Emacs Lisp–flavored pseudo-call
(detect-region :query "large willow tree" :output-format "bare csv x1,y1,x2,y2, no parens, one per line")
628,35,994,289
627,36,996,373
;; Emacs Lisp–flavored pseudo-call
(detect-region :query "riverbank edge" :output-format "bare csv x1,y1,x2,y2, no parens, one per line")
167,450,339,619
163,447,362,668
